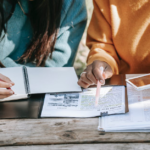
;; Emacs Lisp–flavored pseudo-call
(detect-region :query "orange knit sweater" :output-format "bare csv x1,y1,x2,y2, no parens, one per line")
87,0,150,74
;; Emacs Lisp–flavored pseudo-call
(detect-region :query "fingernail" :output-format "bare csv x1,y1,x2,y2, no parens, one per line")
100,66,104,71
11,82,15,85
10,91,14,94
100,80,105,85
9,84,13,87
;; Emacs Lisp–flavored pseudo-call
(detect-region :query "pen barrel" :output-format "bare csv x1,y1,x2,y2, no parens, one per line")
96,81,101,96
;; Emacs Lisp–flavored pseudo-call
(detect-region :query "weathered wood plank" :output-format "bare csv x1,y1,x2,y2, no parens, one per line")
0,144,150,150
0,118,150,146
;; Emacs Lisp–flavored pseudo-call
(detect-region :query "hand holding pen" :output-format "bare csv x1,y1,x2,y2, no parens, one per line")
0,73,15,99
78,60,113,88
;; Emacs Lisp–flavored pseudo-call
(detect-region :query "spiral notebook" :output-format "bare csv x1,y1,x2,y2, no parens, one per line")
0,67,82,102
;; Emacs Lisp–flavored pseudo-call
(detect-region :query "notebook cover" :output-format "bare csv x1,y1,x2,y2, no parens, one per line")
0,94,44,119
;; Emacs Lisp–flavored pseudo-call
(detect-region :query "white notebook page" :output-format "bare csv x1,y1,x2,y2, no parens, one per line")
0,67,27,101
26,67,82,94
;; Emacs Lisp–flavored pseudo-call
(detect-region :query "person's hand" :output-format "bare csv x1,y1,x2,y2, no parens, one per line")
78,60,113,88
0,73,15,99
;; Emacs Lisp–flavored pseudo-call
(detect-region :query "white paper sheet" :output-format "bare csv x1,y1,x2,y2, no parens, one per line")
41,86,125,118
98,83,150,132
26,67,82,94
0,67,28,101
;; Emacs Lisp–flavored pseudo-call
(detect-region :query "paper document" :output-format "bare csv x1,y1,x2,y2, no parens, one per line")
98,83,150,132
41,86,125,118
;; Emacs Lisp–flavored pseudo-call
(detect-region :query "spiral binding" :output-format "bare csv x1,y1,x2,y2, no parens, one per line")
23,66,30,94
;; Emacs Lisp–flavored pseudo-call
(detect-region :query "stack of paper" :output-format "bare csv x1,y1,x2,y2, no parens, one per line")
98,83,150,132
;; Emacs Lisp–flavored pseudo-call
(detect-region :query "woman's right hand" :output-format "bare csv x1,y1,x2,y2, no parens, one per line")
0,73,15,99
78,60,113,88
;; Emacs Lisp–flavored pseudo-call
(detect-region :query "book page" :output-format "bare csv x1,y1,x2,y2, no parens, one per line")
0,67,27,101
26,67,82,94
41,86,125,118
98,83,150,132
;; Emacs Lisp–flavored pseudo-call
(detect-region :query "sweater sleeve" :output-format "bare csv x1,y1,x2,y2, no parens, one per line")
0,57,36,67
86,0,120,74
45,0,87,67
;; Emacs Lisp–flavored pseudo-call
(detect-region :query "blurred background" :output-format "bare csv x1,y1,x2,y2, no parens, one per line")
74,0,93,75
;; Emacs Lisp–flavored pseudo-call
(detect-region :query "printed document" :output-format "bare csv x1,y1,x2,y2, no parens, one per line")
41,86,125,118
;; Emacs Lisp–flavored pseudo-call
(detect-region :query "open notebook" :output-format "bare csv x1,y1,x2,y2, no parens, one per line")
0,67,82,102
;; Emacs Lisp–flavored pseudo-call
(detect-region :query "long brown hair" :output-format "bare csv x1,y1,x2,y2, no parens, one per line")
0,0,63,67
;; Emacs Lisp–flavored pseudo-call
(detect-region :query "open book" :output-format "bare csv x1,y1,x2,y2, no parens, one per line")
98,75,150,132
41,86,126,118
0,67,82,102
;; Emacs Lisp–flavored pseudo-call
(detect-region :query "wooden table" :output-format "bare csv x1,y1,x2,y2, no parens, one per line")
0,118,150,150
